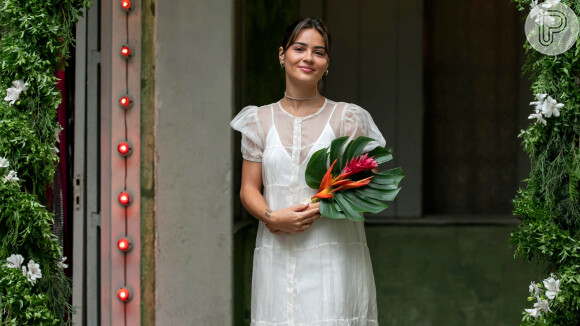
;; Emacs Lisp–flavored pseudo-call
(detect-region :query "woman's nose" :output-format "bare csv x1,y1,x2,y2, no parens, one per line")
303,51,314,62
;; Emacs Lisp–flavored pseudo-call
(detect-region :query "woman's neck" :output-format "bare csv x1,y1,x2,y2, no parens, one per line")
282,84,324,114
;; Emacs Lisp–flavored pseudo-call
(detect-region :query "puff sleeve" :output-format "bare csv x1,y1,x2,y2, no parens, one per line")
341,104,387,151
230,105,264,162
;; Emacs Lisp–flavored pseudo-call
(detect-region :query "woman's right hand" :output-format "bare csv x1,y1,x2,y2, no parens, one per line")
266,202,321,233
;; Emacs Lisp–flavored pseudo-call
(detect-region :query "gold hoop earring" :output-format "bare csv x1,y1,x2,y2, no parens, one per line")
325,69,329,76
280,61,285,68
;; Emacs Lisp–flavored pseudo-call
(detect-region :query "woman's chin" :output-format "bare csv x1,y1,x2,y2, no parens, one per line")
288,74,321,85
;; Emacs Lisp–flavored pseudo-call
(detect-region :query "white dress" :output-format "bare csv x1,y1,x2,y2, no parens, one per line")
231,98,386,326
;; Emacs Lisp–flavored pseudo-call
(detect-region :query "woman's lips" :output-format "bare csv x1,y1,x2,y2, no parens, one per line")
299,66,315,72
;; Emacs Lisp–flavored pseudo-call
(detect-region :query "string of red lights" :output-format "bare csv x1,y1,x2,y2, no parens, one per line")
116,0,133,305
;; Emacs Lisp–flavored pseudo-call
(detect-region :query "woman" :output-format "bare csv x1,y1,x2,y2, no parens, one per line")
231,17,385,325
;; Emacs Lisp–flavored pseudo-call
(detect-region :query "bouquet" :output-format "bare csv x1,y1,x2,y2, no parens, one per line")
305,136,404,221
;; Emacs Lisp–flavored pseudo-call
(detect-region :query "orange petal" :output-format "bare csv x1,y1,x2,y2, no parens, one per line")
311,188,335,200
333,176,373,192
331,179,352,187
319,159,338,192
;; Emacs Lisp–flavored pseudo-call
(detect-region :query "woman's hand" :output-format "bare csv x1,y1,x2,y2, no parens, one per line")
265,202,321,234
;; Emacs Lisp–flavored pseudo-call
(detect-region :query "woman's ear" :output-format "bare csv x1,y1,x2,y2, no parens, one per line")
279,46,284,60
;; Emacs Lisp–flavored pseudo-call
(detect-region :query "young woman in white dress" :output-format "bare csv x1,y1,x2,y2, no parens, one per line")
231,18,385,326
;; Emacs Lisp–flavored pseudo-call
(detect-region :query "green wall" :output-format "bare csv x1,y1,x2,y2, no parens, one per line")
234,224,543,325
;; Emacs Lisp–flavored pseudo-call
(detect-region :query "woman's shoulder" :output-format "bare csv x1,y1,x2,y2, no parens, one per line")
327,100,370,117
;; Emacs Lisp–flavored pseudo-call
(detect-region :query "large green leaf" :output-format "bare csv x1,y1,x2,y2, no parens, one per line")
341,136,374,170
368,180,399,190
320,199,346,219
373,167,404,186
367,146,393,164
355,187,402,202
334,193,365,221
329,136,349,175
305,147,329,189
343,191,388,214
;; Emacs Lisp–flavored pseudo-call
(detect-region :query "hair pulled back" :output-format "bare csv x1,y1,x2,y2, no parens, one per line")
281,18,332,58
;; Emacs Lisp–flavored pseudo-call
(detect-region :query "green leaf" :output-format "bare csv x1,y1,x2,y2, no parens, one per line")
341,136,374,169
355,187,402,202
305,147,329,189
367,146,393,164
368,180,399,190
320,199,347,219
372,167,405,186
334,193,365,221
343,191,388,213
329,136,349,175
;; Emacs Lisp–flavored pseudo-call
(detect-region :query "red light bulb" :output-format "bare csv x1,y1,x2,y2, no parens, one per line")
117,142,131,156
120,45,131,58
121,0,132,10
119,95,134,110
117,287,131,302
117,238,132,252
118,192,130,206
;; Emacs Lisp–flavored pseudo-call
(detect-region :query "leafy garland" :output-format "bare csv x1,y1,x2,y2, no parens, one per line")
510,0,580,324
0,0,90,324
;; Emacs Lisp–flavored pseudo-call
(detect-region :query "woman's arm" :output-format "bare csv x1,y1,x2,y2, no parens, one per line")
240,160,321,234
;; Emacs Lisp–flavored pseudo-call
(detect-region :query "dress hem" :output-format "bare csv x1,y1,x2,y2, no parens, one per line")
250,317,378,326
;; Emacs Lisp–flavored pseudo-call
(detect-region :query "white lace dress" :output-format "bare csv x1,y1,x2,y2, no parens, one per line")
231,98,386,326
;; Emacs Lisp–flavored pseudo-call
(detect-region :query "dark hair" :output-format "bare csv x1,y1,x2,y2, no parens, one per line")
281,18,332,58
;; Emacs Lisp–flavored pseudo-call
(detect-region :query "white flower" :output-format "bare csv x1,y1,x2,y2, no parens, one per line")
528,93,563,124
3,80,28,105
21,265,27,277
0,157,9,168
529,93,547,112
53,146,60,154
530,0,539,8
54,125,63,143
525,308,541,318
529,281,541,298
6,254,24,269
541,96,563,118
530,7,556,26
57,257,68,269
543,274,560,300
3,170,19,183
26,260,42,285
534,298,551,313
4,87,21,105
528,112,547,125
541,0,561,9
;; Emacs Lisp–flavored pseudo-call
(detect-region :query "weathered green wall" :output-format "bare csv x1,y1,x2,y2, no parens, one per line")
234,224,542,325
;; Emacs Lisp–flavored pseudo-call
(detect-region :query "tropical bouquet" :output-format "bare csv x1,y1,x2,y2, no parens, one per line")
305,136,404,221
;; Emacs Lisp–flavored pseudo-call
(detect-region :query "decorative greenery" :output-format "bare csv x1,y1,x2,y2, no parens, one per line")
305,136,404,221
510,0,580,324
0,0,90,324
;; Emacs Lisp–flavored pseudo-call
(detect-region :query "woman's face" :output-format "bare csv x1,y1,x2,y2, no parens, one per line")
279,28,329,86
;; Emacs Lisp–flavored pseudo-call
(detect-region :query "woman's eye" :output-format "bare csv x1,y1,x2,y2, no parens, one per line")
294,47,303,52
315,51,325,56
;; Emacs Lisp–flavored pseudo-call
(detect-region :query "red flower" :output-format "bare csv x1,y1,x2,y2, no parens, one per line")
340,153,378,178
311,156,375,201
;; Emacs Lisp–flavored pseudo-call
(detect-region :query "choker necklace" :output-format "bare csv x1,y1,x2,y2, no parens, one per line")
284,91,319,101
